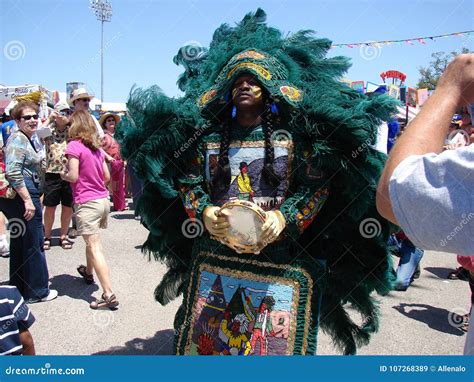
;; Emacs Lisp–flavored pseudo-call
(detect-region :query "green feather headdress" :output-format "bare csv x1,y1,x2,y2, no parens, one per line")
118,8,399,355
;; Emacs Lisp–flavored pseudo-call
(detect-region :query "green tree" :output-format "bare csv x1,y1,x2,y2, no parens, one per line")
417,48,470,90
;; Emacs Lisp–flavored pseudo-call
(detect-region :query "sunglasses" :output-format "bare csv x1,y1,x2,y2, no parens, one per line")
20,114,39,121
77,98,90,102
59,110,72,117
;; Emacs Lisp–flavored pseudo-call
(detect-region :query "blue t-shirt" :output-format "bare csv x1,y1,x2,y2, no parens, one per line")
0,286,35,355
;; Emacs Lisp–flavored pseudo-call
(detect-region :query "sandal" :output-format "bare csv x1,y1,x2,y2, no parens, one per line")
60,237,73,250
77,265,94,285
43,238,51,251
460,314,470,333
90,293,119,310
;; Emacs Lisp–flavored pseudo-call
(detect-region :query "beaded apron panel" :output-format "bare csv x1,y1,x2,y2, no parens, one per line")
176,251,319,355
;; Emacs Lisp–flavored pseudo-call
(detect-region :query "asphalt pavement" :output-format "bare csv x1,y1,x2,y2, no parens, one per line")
0,204,469,355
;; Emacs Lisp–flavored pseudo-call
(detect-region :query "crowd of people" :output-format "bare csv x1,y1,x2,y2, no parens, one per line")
0,88,138,355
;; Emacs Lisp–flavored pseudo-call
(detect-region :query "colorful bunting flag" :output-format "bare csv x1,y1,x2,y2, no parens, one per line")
330,30,473,49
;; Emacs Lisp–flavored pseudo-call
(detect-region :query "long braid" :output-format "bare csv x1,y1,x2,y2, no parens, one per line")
212,115,232,189
262,97,281,188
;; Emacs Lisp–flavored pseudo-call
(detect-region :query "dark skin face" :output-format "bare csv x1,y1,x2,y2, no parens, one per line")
231,74,264,128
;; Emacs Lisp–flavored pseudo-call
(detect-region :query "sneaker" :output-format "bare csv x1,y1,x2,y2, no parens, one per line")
27,289,58,303
394,283,408,292
40,289,58,302
412,264,421,280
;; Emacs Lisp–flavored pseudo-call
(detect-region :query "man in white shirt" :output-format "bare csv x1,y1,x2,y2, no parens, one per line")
376,54,474,354
67,88,104,139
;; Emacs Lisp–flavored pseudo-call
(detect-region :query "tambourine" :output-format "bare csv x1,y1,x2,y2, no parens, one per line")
213,200,267,254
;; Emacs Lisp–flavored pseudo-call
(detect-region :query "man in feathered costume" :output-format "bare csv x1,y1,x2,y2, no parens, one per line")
118,9,398,355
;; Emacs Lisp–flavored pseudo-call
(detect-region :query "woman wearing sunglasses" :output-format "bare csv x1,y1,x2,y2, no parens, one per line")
0,101,57,303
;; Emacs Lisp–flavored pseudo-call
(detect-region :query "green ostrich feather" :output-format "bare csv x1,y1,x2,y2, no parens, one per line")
117,8,399,355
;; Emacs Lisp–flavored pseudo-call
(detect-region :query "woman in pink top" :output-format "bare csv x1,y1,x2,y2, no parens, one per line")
61,110,118,310
100,113,126,211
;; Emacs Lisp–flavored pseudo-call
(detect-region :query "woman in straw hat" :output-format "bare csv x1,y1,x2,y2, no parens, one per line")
100,112,126,211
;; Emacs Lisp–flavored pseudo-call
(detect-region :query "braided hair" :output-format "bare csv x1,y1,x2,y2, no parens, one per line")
212,92,281,190
211,110,232,190
262,97,281,188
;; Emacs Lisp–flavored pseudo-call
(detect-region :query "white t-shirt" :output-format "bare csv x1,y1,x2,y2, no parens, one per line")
389,144,473,256
390,145,474,355
92,115,105,139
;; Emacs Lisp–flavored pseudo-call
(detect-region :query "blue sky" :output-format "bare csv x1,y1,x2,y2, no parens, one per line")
1,0,472,103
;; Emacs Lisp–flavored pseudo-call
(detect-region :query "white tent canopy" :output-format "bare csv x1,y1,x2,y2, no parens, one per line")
396,105,420,122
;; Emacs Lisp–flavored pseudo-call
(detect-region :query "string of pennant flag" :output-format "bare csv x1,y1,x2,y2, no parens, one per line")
331,30,473,49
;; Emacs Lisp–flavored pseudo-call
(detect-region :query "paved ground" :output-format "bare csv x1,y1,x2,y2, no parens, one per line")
0,204,470,355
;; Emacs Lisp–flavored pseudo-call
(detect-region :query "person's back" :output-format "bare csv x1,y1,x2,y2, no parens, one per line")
61,110,118,310
65,139,108,204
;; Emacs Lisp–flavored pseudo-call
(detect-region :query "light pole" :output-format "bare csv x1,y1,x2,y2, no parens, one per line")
90,0,113,103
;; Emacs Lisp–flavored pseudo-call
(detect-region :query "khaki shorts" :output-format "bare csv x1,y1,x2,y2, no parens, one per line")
75,198,110,235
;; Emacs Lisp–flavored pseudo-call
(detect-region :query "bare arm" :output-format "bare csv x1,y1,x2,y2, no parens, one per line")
103,160,110,185
19,329,35,355
61,157,79,183
376,54,474,223
101,148,114,163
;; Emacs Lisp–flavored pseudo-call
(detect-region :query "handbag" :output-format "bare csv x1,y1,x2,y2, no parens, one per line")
0,161,16,199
